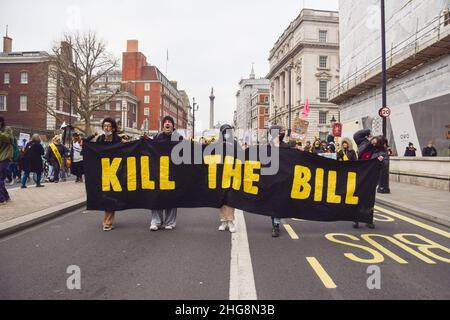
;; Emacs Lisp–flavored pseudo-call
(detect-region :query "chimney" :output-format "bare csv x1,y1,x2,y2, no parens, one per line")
3,36,12,53
170,81,178,90
127,40,139,53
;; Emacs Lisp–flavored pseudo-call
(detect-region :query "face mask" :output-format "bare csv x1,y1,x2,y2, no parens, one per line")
104,131,113,137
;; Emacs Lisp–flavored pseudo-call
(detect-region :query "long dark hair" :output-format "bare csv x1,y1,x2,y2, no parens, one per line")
102,117,118,132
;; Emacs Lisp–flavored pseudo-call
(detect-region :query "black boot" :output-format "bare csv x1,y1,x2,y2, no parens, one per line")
353,222,360,229
272,224,280,238
366,223,376,229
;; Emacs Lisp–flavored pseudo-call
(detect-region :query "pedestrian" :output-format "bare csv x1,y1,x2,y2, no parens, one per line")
353,129,389,229
216,124,238,234
304,141,312,153
71,133,84,183
404,142,417,157
88,118,123,231
312,139,323,155
422,142,438,157
337,138,358,162
269,125,290,238
45,135,68,183
150,116,183,231
0,116,14,205
21,134,45,188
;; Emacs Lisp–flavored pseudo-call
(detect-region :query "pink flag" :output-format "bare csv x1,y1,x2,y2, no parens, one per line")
302,98,310,119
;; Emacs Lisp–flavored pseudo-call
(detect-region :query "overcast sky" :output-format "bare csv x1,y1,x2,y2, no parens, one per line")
1,0,339,131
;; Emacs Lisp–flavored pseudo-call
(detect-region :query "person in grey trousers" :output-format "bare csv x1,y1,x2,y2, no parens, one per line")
149,116,182,231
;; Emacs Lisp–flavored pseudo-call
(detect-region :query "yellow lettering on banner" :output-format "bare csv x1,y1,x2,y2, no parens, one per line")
159,156,175,190
140,156,155,190
394,234,450,263
127,157,137,191
326,234,384,264
222,156,243,191
326,171,341,204
244,161,261,195
314,168,324,202
204,155,222,189
345,172,359,205
291,166,312,200
361,234,435,264
101,158,123,192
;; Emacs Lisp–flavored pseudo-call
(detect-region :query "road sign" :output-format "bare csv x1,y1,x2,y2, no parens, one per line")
379,107,391,118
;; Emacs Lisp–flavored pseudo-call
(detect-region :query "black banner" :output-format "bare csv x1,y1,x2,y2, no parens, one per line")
84,140,380,223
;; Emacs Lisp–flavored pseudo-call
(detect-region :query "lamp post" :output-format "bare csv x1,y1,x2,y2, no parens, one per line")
288,64,293,136
274,106,278,125
191,97,199,139
381,0,388,139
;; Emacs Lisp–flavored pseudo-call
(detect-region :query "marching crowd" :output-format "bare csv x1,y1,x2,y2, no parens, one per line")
0,114,424,238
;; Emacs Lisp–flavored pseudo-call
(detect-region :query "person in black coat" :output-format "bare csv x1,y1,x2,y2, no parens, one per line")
422,142,438,157
353,129,390,229
404,143,417,157
21,134,45,188
45,135,69,183
337,138,358,162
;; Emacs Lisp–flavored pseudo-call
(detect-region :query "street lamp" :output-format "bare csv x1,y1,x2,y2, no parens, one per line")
191,97,199,139
381,0,388,139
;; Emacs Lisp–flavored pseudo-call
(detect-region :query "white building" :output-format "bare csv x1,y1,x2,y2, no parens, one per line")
330,0,450,156
235,66,270,142
267,9,340,142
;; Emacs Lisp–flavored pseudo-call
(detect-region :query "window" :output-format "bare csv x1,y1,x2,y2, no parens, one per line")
144,96,150,104
0,96,6,111
116,101,121,111
144,108,149,116
319,56,328,69
4,73,10,84
319,111,328,124
20,96,28,111
20,72,28,84
319,132,328,142
105,103,110,111
319,80,328,101
144,83,150,91
319,30,328,43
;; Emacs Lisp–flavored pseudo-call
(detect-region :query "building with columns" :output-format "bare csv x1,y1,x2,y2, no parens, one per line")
267,9,340,142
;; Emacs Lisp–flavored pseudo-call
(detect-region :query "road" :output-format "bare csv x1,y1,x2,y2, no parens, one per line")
0,204,449,300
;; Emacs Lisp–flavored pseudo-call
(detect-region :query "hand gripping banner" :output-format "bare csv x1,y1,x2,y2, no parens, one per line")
83,140,380,223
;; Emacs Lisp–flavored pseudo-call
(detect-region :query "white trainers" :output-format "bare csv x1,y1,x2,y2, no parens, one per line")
150,225,159,231
228,221,236,233
165,225,175,230
218,222,228,231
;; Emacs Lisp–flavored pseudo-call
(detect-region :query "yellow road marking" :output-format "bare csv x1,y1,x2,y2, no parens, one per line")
283,224,299,240
306,257,337,289
373,213,395,222
374,206,450,239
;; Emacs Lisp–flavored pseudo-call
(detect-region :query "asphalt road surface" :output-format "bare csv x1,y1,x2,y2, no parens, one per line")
0,205,449,300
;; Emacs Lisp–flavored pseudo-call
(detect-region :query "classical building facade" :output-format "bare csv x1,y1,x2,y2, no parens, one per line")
235,66,270,139
267,9,340,142
330,0,450,156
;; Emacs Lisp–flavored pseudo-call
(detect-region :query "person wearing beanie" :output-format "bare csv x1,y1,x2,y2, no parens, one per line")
150,116,183,231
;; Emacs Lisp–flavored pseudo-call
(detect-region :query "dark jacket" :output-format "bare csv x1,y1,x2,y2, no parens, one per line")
422,146,437,157
23,141,44,173
154,131,184,143
45,144,69,167
404,147,417,157
353,129,388,161
337,149,358,162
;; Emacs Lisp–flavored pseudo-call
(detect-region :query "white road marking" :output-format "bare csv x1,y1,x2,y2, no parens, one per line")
229,210,257,300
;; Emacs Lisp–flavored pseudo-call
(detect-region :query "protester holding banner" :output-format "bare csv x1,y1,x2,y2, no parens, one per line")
269,125,290,238
45,135,68,183
89,118,123,231
21,134,45,188
215,124,239,234
150,116,182,231
337,138,357,162
353,129,388,229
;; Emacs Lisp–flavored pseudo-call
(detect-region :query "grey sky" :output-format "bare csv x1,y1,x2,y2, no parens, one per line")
1,0,338,131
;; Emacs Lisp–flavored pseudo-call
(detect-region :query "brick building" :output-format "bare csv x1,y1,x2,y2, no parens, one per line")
0,35,76,134
250,89,270,141
122,40,187,133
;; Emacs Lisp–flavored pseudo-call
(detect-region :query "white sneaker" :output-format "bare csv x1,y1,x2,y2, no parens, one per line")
218,222,228,231
150,225,159,231
165,225,175,230
228,222,236,233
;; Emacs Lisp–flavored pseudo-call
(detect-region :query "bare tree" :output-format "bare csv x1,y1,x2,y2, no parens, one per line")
40,31,119,136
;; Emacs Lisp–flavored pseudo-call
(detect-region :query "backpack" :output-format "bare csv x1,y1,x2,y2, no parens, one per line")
11,136,20,162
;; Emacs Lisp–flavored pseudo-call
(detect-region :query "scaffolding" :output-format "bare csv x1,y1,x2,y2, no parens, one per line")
330,10,450,105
